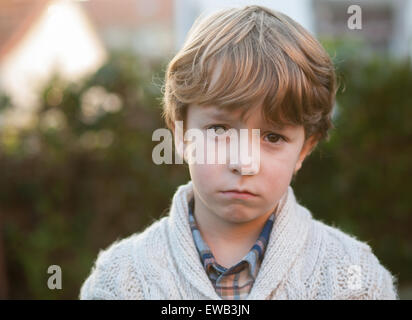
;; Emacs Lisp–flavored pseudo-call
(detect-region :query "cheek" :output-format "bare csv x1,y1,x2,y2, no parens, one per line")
188,164,223,189
259,149,299,183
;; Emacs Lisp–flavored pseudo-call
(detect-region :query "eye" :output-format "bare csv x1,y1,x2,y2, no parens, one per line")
264,132,286,144
206,124,228,135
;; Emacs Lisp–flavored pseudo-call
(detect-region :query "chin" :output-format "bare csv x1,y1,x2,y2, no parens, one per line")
219,210,256,224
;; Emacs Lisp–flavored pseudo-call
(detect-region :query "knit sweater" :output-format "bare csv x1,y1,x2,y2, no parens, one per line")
79,180,399,300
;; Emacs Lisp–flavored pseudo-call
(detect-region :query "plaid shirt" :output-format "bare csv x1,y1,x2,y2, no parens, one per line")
188,196,275,300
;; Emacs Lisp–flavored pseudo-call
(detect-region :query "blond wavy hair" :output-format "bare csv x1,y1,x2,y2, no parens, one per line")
161,5,337,142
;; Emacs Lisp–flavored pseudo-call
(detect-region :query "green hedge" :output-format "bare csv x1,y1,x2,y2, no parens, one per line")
293,39,412,294
1,43,411,299
0,50,189,299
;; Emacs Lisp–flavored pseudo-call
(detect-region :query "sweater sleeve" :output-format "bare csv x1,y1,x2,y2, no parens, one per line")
369,263,399,300
348,246,399,300
79,246,120,300
368,254,399,300
79,238,144,300
79,262,118,300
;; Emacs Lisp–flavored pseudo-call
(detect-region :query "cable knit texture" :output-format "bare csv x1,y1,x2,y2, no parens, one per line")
79,180,399,300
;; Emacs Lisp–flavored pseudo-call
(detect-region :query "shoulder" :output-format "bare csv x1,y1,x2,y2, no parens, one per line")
93,215,169,270
79,216,170,299
309,219,399,299
315,219,371,255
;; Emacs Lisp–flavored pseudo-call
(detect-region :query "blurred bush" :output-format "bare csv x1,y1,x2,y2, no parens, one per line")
0,42,411,299
293,38,412,297
0,49,189,299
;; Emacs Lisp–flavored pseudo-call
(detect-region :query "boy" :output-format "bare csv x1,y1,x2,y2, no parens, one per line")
79,5,398,299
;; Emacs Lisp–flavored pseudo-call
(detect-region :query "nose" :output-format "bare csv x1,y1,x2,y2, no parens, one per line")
229,161,259,175
228,129,260,175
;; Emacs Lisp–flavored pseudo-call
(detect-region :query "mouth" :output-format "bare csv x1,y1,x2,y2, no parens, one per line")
220,189,258,199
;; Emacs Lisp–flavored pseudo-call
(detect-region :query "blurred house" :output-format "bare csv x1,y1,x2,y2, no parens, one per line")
79,0,175,58
0,0,175,129
313,0,412,57
0,0,107,129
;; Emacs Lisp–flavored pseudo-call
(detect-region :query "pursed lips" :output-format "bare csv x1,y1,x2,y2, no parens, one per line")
220,189,258,198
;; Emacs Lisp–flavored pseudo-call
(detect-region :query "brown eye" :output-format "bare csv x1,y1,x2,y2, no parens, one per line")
265,133,284,144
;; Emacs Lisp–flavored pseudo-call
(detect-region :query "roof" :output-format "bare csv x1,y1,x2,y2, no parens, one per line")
0,0,174,62
0,0,50,62
79,0,174,30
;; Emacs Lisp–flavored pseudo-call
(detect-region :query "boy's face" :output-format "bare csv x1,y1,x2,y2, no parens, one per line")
177,103,317,225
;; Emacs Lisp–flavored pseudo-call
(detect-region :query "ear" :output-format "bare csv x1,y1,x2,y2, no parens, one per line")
294,135,318,174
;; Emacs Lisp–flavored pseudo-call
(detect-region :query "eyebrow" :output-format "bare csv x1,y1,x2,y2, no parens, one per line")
200,107,289,131
208,113,233,121
262,123,287,131
201,108,233,121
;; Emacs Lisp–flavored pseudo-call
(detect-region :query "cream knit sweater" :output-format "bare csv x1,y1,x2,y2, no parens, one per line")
79,181,399,300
